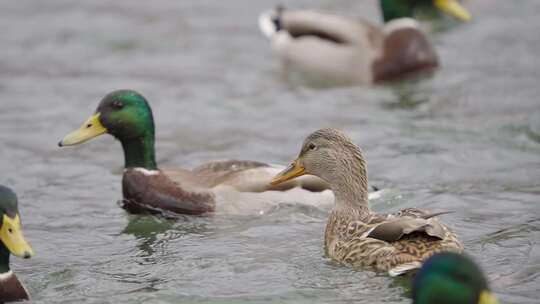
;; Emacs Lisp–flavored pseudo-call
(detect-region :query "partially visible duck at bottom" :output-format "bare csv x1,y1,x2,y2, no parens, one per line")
413,252,499,304
0,185,34,303
258,0,471,86
59,90,381,216
271,129,462,275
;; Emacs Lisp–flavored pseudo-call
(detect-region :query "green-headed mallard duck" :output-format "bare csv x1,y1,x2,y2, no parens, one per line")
271,129,462,275
413,252,499,304
58,90,380,216
0,185,34,302
258,0,470,85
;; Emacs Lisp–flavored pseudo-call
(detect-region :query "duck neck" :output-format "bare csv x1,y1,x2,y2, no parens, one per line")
0,244,11,273
328,151,370,213
380,0,414,22
120,133,157,170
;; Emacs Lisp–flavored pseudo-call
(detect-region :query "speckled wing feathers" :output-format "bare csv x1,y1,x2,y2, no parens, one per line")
325,208,462,274
192,160,269,175
190,160,283,191
174,160,329,193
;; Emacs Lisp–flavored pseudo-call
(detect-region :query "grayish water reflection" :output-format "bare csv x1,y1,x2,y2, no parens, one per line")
0,0,539,303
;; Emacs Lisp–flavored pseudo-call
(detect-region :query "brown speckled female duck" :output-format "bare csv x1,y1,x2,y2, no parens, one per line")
271,129,462,275
0,185,33,302
58,90,361,216
258,0,471,85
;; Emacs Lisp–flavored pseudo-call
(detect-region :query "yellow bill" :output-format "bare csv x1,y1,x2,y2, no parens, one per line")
0,214,33,259
435,0,471,21
271,159,306,185
59,113,107,146
479,290,499,304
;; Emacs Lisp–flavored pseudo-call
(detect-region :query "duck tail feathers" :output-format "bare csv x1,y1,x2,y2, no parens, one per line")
258,5,285,39
388,261,422,276
258,11,278,38
421,211,454,219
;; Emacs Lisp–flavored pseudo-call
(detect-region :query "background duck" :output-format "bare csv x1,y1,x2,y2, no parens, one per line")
413,252,499,304
258,0,470,86
0,185,34,303
58,90,379,216
271,129,462,275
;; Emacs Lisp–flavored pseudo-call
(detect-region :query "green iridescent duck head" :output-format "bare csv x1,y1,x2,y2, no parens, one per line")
413,252,499,304
59,90,157,170
0,185,33,273
380,0,471,22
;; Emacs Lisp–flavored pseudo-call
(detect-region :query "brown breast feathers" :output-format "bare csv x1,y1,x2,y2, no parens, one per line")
122,168,216,215
372,27,438,82
0,272,30,303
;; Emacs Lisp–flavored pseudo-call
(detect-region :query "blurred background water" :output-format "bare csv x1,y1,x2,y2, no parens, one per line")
0,0,539,303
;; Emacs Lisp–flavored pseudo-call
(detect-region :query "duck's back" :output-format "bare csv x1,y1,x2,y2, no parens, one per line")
188,160,329,192
271,10,383,85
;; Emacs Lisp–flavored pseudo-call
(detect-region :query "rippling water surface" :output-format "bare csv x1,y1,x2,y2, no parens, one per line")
1,0,539,303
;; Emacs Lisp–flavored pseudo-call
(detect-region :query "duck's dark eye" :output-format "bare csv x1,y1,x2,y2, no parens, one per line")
308,143,317,151
112,100,124,109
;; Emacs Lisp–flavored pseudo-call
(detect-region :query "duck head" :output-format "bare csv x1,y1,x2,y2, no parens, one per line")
413,252,499,304
380,0,471,22
271,129,369,205
0,185,33,270
59,90,157,169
